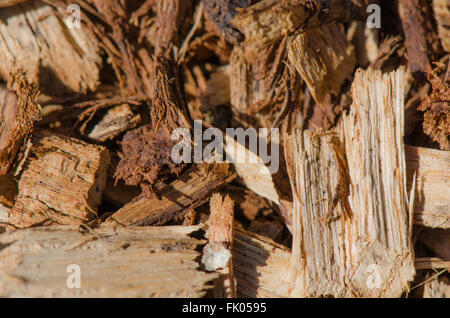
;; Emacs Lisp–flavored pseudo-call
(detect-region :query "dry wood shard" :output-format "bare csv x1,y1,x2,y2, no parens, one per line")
231,0,368,53
406,145,450,228
432,0,450,52
0,225,217,297
108,163,235,227
0,72,41,176
288,23,356,106
0,1,102,94
10,132,110,228
286,68,415,297
202,193,236,297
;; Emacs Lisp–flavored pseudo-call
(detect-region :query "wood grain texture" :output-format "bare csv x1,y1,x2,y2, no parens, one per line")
286,68,415,297
10,132,110,227
0,73,41,175
203,193,236,297
288,23,356,106
0,225,217,297
0,1,102,94
406,145,450,228
108,163,235,226
433,0,450,52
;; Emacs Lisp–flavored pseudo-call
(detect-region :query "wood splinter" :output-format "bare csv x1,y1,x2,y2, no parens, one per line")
202,193,236,298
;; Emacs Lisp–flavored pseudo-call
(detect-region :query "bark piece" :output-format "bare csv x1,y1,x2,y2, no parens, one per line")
114,125,187,198
0,0,27,7
0,175,16,208
406,145,450,228
288,23,356,106
202,193,236,297
201,0,251,43
0,72,41,176
418,65,450,150
10,132,110,228
231,0,368,53
108,163,235,226
0,1,102,94
286,68,415,297
88,104,141,142
432,0,450,52
0,225,217,297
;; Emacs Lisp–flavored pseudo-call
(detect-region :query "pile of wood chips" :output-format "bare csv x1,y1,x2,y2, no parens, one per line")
0,0,449,298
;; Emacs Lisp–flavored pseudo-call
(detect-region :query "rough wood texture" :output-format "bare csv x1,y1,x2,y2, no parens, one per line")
233,226,291,298
108,163,235,226
0,225,217,297
288,23,356,106
0,0,27,7
231,0,368,53
10,132,110,228
0,73,41,176
202,193,236,297
406,145,450,228
286,68,415,297
88,104,141,142
433,0,450,52
0,1,102,94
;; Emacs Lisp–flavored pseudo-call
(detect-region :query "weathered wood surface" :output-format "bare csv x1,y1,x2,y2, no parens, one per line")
0,225,217,297
107,163,235,226
202,193,236,297
0,73,41,175
288,23,356,106
433,0,450,52
10,132,110,227
406,145,450,228
0,1,102,94
286,68,415,297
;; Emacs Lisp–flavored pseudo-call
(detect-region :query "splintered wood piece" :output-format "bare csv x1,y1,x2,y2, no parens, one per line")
202,193,236,297
224,134,280,205
415,258,450,270
10,133,110,228
231,0,368,53
107,163,235,226
0,1,102,94
0,225,217,297
88,104,141,142
232,227,291,298
286,68,415,297
423,273,450,298
288,23,356,106
433,0,450,52
0,73,41,176
406,145,450,228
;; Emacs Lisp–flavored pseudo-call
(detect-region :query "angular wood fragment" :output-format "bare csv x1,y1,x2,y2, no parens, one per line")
88,104,141,142
286,68,415,297
10,132,110,228
107,163,235,226
202,193,236,297
0,225,217,297
231,0,368,53
0,1,102,94
232,227,291,298
0,72,41,176
406,145,450,228
433,0,450,52
0,174,17,208
288,23,356,106
415,257,450,270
